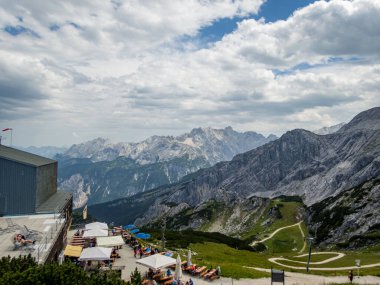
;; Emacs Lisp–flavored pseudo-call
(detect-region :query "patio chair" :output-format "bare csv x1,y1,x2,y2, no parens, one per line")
22,225,40,239
6,218,19,230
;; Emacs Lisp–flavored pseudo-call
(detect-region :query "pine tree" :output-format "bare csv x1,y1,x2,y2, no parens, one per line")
130,267,143,285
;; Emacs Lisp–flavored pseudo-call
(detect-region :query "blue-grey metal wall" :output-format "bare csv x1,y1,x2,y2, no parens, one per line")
36,163,57,208
0,158,36,215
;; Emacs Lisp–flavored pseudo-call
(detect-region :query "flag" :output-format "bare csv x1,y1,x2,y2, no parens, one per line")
82,205,88,220
2,128,12,132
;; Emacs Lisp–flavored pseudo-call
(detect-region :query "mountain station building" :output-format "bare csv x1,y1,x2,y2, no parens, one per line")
0,145,72,263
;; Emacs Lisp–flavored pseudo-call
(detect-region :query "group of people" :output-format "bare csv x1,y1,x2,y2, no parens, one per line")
147,267,195,285
131,241,160,258
111,248,121,262
172,278,194,285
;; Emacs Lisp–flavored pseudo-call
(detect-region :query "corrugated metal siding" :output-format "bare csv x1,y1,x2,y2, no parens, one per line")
36,163,57,208
0,158,36,215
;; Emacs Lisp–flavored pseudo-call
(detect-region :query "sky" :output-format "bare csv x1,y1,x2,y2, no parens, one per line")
0,0,379,147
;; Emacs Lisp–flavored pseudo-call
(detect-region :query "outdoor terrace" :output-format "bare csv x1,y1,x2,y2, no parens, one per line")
0,213,66,263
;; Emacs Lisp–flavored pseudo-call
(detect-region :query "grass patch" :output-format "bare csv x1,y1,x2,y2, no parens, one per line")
190,242,270,279
264,226,305,254
144,229,255,251
293,253,339,262
242,200,304,240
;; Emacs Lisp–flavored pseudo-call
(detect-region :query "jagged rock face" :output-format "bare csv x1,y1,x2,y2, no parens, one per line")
57,127,276,208
132,107,380,225
308,178,380,248
58,156,210,208
59,173,89,208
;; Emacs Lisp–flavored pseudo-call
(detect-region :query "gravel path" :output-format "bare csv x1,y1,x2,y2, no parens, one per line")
250,221,302,246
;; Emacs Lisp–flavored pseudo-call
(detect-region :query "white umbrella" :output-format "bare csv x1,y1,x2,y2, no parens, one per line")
82,228,108,238
97,236,124,247
187,249,192,266
174,254,182,281
79,247,112,261
136,254,176,270
85,222,108,230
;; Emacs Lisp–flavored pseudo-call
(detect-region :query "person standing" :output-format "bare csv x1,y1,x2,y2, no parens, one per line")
134,246,137,258
348,270,354,283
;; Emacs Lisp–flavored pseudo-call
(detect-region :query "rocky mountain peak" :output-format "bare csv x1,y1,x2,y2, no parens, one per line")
58,126,278,207
313,122,346,135
338,107,380,133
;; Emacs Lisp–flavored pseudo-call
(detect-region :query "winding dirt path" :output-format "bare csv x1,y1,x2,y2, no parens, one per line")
250,221,303,246
268,251,380,271
298,222,307,253
243,267,380,285
249,222,380,272
288,252,345,265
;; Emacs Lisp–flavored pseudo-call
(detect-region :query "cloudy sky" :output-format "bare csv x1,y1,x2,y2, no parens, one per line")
0,0,379,147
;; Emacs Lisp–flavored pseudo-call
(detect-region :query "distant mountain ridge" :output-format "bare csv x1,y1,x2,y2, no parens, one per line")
61,126,276,165
313,122,346,135
58,127,277,208
87,107,380,235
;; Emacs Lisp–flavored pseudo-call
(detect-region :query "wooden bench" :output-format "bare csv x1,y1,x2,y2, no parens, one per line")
203,269,216,279
169,260,186,269
209,275,220,281
153,272,164,280
184,264,196,272
193,266,207,276
160,276,173,283
162,278,174,285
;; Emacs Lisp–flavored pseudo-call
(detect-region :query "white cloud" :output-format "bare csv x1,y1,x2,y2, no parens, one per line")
0,0,379,146
218,0,380,68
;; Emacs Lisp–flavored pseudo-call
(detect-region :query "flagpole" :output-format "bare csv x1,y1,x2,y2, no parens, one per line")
10,129,12,146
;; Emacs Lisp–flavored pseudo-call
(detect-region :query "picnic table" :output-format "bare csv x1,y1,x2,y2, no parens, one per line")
169,260,187,269
162,278,174,285
153,272,164,280
70,238,85,246
204,269,217,279
193,266,207,276
184,264,196,272
160,275,173,283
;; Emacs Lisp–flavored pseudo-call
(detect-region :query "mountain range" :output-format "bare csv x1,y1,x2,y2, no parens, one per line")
87,107,380,245
57,127,277,208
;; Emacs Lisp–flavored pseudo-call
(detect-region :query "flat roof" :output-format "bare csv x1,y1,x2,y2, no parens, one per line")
0,214,66,263
0,145,56,167
36,191,72,213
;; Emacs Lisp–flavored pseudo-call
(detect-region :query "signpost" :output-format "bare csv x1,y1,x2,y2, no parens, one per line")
271,268,285,285
305,237,314,272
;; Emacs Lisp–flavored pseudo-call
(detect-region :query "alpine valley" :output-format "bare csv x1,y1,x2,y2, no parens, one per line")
87,107,380,247
56,127,276,208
